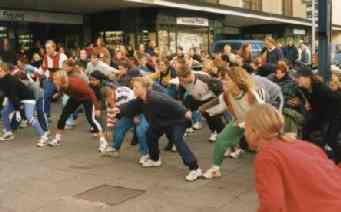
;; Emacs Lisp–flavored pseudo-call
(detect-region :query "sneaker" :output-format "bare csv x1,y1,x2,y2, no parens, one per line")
209,132,218,142
192,122,202,130
171,145,177,152
101,146,119,157
203,166,222,179
36,136,48,147
164,142,173,151
0,132,15,141
185,168,203,182
48,138,61,147
186,128,195,134
65,125,75,130
20,120,28,128
224,148,232,157
230,148,244,159
142,159,162,167
44,131,51,137
98,139,108,153
138,154,150,164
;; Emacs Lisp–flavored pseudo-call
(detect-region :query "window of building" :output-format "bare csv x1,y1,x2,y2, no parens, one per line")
242,0,262,11
282,0,293,16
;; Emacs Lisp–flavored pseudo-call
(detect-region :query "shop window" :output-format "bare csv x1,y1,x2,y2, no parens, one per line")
0,26,8,40
18,33,33,50
104,31,124,47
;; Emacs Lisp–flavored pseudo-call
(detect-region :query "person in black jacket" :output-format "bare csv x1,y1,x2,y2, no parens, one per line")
282,40,299,67
297,67,341,164
0,62,48,145
114,76,202,182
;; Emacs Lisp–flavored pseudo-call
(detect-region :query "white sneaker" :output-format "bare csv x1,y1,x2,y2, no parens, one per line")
48,138,61,147
98,138,108,153
230,148,244,159
209,132,218,142
0,131,15,141
138,154,150,164
203,166,222,179
101,146,119,157
185,168,203,182
186,128,195,134
65,125,75,130
224,148,232,157
36,136,48,147
20,120,28,128
192,122,202,130
171,145,177,152
44,131,51,137
142,159,162,167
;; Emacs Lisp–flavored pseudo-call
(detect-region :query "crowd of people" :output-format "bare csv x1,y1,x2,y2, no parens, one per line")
1,35,341,210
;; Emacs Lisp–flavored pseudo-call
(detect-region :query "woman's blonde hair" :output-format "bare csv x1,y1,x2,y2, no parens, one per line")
0,62,9,73
132,76,153,90
54,70,69,87
225,66,255,92
245,104,296,143
265,37,278,47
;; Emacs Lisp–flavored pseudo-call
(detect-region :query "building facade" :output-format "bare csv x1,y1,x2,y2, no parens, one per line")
0,0,312,52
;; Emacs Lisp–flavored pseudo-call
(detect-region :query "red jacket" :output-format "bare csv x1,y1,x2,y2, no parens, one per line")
63,77,100,110
255,139,341,212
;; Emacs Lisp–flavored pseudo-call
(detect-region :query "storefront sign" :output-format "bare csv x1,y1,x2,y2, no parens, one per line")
176,17,209,27
0,9,83,25
293,29,306,35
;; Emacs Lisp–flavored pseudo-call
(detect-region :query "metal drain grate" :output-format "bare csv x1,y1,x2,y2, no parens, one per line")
74,184,146,206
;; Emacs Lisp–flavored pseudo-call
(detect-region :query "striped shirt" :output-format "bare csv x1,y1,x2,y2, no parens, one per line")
107,86,135,128
42,53,67,70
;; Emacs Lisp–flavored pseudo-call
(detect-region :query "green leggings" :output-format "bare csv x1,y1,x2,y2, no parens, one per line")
213,121,244,166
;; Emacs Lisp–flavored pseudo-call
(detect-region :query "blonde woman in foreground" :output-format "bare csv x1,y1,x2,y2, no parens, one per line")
244,104,341,212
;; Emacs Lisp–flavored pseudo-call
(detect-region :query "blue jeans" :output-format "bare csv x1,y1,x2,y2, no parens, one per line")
192,111,202,124
36,97,48,132
113,115,149,156
1,101,45,137
43,79,56,118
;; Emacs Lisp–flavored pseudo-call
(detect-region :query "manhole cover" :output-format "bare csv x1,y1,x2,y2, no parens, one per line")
74,184,146,206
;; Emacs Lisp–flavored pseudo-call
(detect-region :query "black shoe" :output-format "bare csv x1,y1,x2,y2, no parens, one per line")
164,142,173,151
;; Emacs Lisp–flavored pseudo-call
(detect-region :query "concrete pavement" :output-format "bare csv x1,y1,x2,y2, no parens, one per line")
0,110,258,212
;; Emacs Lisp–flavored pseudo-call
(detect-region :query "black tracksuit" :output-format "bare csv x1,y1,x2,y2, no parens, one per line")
302,81,341,163
119,90,199,170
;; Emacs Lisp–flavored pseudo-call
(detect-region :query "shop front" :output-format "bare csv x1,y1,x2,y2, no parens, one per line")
0,9,84,49
156,10,223,56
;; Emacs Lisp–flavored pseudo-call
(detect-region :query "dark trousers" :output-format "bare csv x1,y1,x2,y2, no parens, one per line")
324,118,341,163
36,97,48,132
303,113,341,163
57,98,102,133
184,95,224,133
146,122,199,170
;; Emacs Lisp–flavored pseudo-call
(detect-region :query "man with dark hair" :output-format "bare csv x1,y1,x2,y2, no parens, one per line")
176,64,224,142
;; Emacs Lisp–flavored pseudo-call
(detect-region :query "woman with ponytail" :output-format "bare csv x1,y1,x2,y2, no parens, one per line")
245,104,341,212
203,66,261,179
